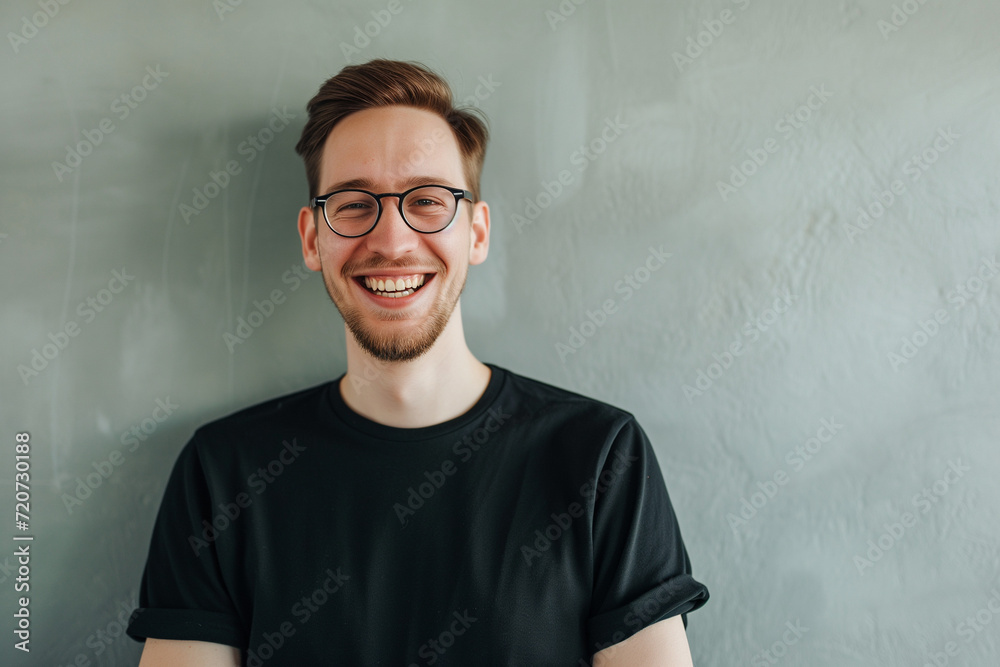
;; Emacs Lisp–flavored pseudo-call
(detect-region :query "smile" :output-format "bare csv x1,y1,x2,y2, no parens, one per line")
353,273,433,299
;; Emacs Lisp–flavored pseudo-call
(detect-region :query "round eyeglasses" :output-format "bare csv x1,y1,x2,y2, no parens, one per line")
310,184,473,238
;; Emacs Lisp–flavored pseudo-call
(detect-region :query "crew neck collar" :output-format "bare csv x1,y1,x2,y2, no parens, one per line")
326,362,506,442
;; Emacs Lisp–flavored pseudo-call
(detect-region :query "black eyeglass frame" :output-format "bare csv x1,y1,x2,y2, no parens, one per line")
310,184,474,238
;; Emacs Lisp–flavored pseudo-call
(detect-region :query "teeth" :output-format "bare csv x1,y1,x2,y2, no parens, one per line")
362,274,428,296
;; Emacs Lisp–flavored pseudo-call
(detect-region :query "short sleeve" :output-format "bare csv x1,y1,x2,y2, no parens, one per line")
586,417,709,649
125,435,245,648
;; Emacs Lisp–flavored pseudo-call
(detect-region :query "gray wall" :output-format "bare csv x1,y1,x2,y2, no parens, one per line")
2,0,999,664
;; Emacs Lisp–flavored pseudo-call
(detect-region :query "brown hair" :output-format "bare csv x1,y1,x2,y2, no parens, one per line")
294,59,490,203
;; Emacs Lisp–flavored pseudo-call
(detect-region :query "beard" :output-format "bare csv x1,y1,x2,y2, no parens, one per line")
318,254,467,363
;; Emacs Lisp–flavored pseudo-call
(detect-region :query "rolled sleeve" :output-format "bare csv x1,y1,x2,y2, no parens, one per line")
586,417,709,648
126,435,246,648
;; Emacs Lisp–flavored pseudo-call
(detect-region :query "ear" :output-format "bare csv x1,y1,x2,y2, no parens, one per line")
298,206,323,272
468,199,490,266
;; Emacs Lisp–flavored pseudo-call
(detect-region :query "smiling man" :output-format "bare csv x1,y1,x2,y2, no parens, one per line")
127,59,708,666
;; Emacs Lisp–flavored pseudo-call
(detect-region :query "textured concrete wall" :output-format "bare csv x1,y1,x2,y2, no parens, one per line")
2,0,998,664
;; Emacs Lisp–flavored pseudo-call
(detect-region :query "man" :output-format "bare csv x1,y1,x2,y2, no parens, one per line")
127,59,708,666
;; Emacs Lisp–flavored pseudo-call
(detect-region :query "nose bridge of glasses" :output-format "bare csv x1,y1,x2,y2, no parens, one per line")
374,192,410,227
377,192,405,211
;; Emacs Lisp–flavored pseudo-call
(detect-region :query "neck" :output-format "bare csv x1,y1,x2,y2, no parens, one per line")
339,302,492,428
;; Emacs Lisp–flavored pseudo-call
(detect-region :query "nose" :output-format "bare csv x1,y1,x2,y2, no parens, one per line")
362,196,420,258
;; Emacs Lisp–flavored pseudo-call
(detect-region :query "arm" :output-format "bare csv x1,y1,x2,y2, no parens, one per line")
592,615,694,667
138,638,241,667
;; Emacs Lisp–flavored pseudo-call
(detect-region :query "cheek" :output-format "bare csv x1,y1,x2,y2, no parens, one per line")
434,228,470,263
318,239,355,273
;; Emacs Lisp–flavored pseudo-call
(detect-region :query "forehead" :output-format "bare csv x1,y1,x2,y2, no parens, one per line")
318,105,464,192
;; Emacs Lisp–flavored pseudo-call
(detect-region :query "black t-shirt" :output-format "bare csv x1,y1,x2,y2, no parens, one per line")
126,363,708,665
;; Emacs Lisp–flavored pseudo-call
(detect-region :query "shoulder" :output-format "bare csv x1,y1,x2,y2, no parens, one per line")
492,364,642,448
498,364,634,420
187,379,333,454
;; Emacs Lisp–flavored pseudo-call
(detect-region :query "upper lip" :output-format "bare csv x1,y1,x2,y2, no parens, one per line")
351,270,436,277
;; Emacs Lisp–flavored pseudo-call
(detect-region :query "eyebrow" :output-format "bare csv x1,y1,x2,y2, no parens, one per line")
322,175,458,194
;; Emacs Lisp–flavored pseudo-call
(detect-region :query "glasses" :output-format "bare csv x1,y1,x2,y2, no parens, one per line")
310,184,473,238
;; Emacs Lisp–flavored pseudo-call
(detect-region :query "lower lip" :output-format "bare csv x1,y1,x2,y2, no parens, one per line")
353,274,434,308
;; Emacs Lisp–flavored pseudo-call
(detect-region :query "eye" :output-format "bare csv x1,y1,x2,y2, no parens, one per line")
329,195,377,216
